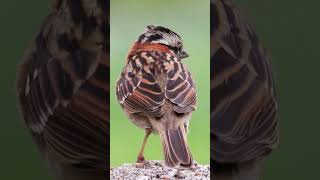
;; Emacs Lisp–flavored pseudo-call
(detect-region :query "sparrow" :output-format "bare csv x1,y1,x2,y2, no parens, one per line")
16,0,109,180
116,25,197,167
211,0,279,179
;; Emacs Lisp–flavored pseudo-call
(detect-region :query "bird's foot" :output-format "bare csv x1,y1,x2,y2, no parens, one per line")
136,155,145,163
135,155,150,168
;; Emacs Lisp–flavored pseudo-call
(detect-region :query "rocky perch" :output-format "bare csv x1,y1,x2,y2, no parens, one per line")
110,160,210,180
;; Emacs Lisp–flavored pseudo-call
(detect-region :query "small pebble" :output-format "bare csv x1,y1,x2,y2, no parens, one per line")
161,175,170,180
137,176,149,180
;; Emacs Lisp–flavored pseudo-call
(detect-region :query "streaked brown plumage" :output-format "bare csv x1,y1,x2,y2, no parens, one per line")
116,25,196,167
16,1,108,179
211,0,279,179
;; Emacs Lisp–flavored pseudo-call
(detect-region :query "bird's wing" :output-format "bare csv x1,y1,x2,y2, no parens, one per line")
211,0,278,162
17,0,108,172
165,60,197,113
116,54,165,117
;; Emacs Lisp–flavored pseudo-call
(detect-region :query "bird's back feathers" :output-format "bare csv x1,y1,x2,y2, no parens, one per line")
116,50,197,117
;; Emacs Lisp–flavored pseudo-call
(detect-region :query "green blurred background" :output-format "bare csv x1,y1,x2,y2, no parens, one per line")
0,0,320,179
110,0,210,167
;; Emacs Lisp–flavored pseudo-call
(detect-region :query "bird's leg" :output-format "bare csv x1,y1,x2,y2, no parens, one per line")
136,128,152,163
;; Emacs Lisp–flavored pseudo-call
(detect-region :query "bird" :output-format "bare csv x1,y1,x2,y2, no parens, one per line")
16,0,109,180
116,25,197,168
211,0,279,179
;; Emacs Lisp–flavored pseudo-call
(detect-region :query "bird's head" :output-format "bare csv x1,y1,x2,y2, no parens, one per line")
135,25,189,59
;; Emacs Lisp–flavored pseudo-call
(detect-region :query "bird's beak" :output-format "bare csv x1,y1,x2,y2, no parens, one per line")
180,50,189,59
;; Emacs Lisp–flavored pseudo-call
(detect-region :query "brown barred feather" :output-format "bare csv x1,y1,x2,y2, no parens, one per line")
116,53,165,117
166,62,197,113
211,0,278,179
116,50,197,117
17,0,109,179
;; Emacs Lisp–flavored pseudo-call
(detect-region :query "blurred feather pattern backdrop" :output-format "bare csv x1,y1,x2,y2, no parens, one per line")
211,0,278,179
15,0,108,179
212,0,320,179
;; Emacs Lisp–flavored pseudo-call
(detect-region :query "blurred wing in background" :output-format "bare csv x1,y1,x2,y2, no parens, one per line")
211,0,279,179
16,1,109,179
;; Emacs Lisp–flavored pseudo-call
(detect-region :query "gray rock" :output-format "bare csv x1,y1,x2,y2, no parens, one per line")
110,160,210,180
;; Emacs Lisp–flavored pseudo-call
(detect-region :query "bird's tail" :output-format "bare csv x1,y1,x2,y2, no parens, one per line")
158,123,193,167
212,159,262,180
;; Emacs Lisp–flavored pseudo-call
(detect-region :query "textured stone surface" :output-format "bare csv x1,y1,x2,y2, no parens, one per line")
110,160,210,180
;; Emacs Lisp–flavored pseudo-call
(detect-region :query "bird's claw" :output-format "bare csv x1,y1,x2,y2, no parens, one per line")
136,155,145,163
135,155,150,168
